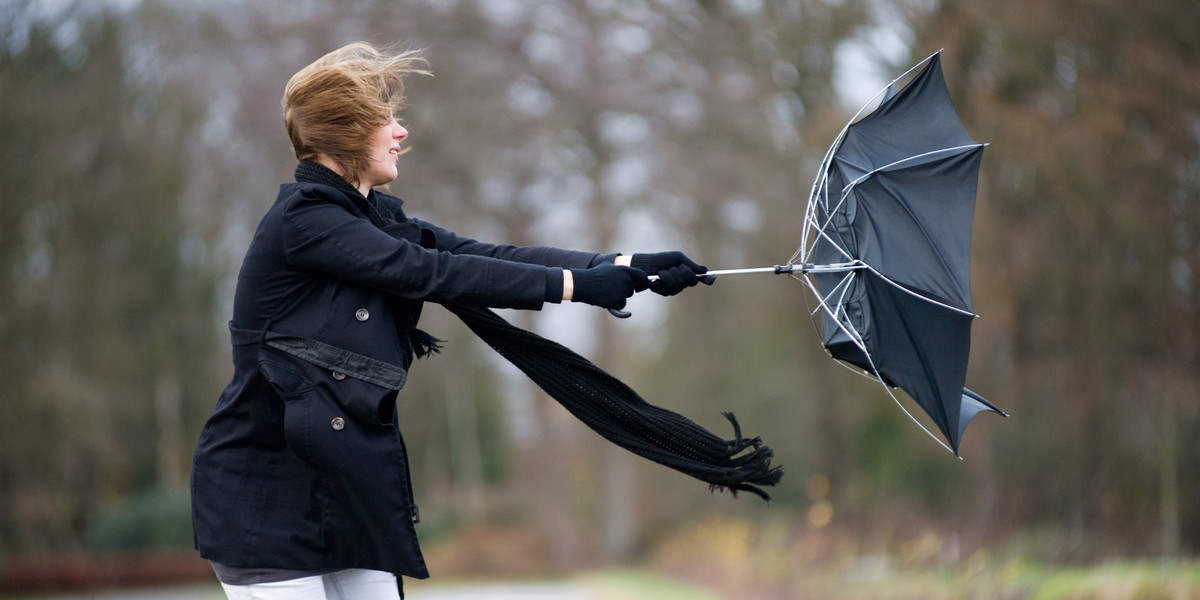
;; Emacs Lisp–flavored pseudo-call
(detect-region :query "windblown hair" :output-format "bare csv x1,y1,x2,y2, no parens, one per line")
282,42,430,187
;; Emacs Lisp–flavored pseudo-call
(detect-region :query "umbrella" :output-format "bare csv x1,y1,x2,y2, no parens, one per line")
699,51,1005,455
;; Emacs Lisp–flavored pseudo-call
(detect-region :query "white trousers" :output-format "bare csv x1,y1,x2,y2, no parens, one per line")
220,568,401,600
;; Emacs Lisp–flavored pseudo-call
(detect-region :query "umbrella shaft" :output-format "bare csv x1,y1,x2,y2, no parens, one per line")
646,263,863,280
706,266,795,277
696,263,862,278
647,266,791,281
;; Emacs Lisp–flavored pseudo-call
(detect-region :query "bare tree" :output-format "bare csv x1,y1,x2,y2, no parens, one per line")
910,0,1200,557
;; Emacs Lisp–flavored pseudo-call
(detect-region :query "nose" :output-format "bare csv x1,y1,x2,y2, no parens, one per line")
392,120,408,141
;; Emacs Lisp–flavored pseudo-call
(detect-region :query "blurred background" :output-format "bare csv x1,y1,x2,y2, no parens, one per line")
1,0,1198,598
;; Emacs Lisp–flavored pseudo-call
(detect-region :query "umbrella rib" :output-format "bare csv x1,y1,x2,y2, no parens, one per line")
881,384,956,455
799,273,956,456
826,272,856,322
799,179,857,266
840,144,985,194
798,273,869,357
858,263,976,317
799,266,866,321
848,48,944,126
807,224,856,264
798,171,834,263
833,144,985,308
798,49,945,266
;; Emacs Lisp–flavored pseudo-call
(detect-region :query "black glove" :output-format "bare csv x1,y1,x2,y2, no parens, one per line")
569,263,650,310
630,251,715,296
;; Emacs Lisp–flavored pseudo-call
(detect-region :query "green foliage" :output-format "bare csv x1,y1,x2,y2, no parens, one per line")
82,488,193,552
0,2,222,556
853,405,961,512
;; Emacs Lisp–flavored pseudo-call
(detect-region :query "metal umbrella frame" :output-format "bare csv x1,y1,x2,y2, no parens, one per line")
701,50,1005,455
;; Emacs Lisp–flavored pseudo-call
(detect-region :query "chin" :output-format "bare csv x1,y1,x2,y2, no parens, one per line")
370,171,398,188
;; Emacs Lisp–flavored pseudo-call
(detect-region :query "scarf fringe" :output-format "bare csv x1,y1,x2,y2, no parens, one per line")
409,328,444,360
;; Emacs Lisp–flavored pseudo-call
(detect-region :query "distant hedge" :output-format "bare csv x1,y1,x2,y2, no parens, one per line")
83,488,193,552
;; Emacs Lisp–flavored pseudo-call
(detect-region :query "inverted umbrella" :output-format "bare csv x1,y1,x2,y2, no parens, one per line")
696,51,1005,455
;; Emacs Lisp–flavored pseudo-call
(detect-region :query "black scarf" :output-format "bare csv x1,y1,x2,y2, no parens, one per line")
295,162,782,499
294,160,399,227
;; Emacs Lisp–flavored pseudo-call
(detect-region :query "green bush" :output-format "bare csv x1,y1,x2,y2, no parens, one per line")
83,488,193,552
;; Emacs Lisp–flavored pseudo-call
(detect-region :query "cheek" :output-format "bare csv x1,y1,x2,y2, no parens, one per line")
375,146,393,165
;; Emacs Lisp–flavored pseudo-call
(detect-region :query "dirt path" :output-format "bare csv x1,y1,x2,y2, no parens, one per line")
20,580,600,600
408,580,597,599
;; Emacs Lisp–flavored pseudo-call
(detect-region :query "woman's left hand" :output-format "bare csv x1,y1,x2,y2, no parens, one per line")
629,251,715,296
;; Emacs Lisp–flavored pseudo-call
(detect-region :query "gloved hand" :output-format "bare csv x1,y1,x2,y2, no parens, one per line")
630,251,715,296
569,263,650,310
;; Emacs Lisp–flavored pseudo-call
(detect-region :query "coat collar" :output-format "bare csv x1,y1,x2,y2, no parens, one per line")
294,161,403,226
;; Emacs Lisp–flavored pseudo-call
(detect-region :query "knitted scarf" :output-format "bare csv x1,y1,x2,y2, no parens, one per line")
295,162,783,499
447,304,782,499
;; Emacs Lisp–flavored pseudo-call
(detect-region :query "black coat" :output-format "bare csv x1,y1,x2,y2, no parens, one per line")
191,168,604,578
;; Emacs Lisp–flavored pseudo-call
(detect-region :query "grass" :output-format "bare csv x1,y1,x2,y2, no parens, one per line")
648,518,1200,600
1018,561,1200,600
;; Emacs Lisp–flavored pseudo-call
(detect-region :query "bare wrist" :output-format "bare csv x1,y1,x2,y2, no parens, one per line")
562,268,574,301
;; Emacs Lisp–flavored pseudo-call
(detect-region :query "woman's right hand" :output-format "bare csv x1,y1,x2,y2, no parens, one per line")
566,263,650,310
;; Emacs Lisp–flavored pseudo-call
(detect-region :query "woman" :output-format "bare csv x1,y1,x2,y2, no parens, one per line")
190,42,710,600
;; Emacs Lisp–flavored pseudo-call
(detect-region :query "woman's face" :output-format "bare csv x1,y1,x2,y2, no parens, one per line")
362,116,408,190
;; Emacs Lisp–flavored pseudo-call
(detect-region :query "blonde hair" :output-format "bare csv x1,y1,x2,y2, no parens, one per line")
283,42,430,186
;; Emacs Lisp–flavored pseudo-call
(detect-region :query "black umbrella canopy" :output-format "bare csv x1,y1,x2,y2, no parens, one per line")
805,52,1004,455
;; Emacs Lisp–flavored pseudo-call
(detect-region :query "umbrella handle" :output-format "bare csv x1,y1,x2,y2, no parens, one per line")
703,265,799,277
605,265,800,318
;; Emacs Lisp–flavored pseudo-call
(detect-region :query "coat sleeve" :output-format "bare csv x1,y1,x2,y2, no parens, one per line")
408,217,610,269
280,186,552,309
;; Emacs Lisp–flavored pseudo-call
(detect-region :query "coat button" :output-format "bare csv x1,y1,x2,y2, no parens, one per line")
355,308,370,321
331,371,346,380
331,417,345,431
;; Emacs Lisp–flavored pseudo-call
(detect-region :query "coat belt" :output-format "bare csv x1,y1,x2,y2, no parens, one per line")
229,322,408,390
